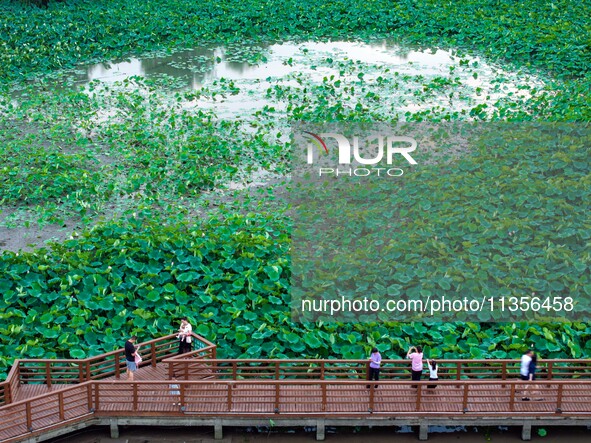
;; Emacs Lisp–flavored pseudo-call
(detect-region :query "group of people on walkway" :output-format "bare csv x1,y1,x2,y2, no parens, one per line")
124,318,193,381
123,328,540,402
367,345,540,398
367,345,438,389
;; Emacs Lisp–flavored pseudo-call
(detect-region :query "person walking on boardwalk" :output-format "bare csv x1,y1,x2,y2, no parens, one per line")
366,347,382,389
170,376,181,406
522,352,542,401
407,345,423,387
520,349,534,381
124,335,138,381
177,317,193,354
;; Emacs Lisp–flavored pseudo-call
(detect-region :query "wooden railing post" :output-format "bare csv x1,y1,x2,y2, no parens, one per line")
212,346,217,359
320,361,325,380
462,383,469,412
456,362,462,380
86,361,91,381
115,352,121,379
133,383,138,411
78,362,84,383
275,362,280,380
58,391,65,420
232,362,237,380
94,383,100,411
275,382,280,413
509,383,515,412
502,362,507,380
46,362,52,389
5,382,11,404
87,383,93,411
369,384,375,412
547,361,553,380
26,402,33,431
556,383,563,412
416,384,422,411
322,382,327,412
151,342,157,367
227,383,233,411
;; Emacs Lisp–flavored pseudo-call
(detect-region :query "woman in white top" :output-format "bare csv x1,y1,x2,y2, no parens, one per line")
177,317,193,354
427,359,438,389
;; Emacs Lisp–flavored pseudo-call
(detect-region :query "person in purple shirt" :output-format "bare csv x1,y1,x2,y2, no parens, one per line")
406,345,423,388
366,347,382,389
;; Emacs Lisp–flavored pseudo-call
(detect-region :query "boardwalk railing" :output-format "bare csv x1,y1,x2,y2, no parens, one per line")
2,378,591,442
164,339,217,380
0,333,215,408
169,358,591,381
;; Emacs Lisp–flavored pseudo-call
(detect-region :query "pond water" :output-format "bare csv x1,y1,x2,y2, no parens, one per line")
68,40,543,119
77,41,463,88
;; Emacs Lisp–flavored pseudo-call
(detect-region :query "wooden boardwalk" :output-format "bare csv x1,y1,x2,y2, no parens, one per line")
2,334,591,442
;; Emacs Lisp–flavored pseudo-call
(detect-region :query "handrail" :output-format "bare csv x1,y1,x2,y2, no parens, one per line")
0,333,215,407
164,342,218,380
3,352,591,406
165,358,591,381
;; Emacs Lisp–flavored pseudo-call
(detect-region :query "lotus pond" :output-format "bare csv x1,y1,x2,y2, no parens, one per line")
0,0,590,378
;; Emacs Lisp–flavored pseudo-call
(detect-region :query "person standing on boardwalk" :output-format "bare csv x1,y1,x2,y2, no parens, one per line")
520,349,534,381
427,359,438,390
407,345,423,387
177,317,193,354
366,347,382,389
124,335,138,381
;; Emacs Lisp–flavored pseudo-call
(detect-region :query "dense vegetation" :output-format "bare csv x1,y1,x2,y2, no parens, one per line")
0,0,590,378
